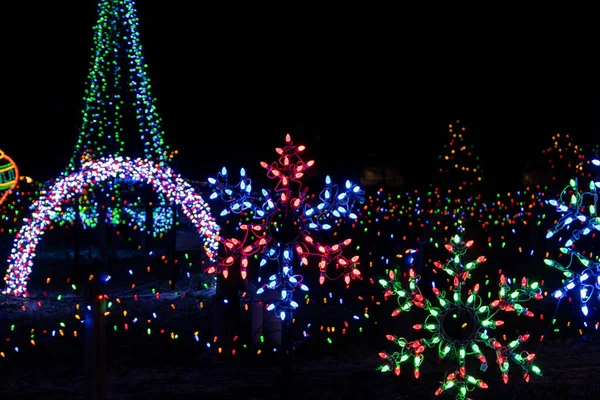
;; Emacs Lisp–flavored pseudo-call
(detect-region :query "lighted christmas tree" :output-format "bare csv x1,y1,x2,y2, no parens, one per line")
422,120,485,243
435,120,484,197
378,227,542,400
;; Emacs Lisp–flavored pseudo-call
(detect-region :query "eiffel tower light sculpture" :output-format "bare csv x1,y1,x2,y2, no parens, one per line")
58,0,177,233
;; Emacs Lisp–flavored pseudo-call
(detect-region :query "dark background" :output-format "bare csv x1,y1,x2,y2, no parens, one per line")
1,2,599,187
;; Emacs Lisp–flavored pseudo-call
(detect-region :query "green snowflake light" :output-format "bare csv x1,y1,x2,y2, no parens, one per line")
378,230,543,400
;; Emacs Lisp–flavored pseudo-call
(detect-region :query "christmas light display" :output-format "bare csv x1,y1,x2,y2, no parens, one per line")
378,229,542,399
544,172,600,323
3,156,219,297
206,134,364,320
0,148,19,206
1,0,228,362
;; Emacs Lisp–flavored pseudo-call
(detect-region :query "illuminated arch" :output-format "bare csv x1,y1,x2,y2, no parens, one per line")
3,156,220,297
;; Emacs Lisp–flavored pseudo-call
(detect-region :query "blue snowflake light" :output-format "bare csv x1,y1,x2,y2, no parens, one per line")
545,173,600,321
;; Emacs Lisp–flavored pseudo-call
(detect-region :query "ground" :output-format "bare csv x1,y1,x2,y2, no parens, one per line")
1,318,600,399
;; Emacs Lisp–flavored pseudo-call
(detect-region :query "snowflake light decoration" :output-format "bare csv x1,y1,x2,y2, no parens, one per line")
378,230,542,400
544,173,600,319
206,134,364,320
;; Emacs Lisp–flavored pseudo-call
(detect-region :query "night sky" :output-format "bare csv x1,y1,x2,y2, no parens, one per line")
2,3,599,188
